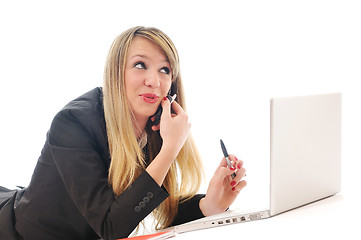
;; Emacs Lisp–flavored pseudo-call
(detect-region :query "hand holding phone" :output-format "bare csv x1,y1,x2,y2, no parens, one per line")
151,94,177,126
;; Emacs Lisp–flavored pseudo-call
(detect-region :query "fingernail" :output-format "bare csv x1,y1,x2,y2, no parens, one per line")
237,163,242,169
230,181,236,186
235,156,238,161
163,97,168,101
232,187,236,191
230,167,236,171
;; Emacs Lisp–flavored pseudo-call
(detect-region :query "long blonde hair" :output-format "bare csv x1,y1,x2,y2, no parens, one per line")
103,26,204,229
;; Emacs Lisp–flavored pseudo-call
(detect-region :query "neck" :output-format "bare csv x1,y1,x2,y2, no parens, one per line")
133,116,148,139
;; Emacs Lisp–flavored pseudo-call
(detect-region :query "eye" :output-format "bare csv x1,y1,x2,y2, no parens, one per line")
160,67,170,74
134,62,146,69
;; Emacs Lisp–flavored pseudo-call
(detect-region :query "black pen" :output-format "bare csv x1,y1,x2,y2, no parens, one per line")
220,139,237,179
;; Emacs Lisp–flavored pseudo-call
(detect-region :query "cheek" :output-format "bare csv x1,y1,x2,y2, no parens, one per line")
161,79,172,95
124,73,143,95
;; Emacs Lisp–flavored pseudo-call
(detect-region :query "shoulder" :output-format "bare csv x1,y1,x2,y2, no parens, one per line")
49,87,105,148
56,87,103,121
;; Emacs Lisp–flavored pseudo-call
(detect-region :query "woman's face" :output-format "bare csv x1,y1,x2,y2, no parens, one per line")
124,36,172,123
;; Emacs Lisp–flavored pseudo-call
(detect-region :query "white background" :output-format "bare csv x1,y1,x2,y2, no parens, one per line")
0,0,360,235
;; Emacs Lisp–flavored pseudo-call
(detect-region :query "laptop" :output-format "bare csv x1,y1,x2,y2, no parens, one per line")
174,93,342,233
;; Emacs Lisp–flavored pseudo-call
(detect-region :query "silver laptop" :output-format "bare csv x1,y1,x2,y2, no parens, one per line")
174,93,342,233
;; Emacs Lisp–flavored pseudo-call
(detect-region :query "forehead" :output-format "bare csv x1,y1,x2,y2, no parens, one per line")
127,36,168,61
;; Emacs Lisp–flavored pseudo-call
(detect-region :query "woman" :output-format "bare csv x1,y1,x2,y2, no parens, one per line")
0,26,247,240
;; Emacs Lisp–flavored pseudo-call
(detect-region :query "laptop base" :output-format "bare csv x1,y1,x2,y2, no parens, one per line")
174,210,270,233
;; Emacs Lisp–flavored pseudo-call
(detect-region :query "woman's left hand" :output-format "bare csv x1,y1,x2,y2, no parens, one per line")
199,155,247,216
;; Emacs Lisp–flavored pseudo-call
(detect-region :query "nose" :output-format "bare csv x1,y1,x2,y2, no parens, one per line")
144,70,160,88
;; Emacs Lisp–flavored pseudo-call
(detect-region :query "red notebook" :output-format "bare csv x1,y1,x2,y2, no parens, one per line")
118,230,176,240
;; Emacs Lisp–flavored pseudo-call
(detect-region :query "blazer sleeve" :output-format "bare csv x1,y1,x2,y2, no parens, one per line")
47,107,169,240
170,194,205,226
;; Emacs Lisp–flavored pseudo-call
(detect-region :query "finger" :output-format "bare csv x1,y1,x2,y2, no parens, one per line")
161,97,172,119
169,100,185,115
232,180,247,193
231,167,246,185
236,160,244,170
218,157,229,169
216,166,237,183
151,124,160,131
229,155,243,169
218,154,241,170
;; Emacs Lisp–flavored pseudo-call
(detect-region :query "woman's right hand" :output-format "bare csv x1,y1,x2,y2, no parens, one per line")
154,97,191,157
147,97,190,186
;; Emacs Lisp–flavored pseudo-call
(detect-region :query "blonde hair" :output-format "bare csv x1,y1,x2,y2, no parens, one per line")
103,26,204,229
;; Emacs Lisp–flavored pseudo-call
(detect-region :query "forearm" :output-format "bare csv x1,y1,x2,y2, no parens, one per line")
169,194,206,226
146,144,178,186
103,171,169,239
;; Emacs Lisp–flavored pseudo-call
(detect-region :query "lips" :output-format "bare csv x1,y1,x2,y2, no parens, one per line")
139,93,159,103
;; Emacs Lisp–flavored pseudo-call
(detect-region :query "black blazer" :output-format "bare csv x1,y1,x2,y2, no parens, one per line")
12,88,204,240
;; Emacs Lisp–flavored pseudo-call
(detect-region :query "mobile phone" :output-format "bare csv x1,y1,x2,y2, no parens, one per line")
152,94,177,126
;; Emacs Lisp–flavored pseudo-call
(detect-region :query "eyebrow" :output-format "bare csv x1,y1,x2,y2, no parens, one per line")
129,54,169,63
130,54,148,60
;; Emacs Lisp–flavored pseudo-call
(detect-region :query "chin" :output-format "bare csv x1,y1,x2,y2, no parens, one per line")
134,108,157,120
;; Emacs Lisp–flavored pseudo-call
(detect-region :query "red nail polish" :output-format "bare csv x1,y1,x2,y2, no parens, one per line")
237,163,242,169
235,156,238,161
230,167,236,171
230,181,236,186
232,187,236,191
163,97,168,101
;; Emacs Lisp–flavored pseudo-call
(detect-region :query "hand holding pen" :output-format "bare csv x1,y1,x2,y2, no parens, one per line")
220,139,247,191
199,140,247,216
220,139,237,179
